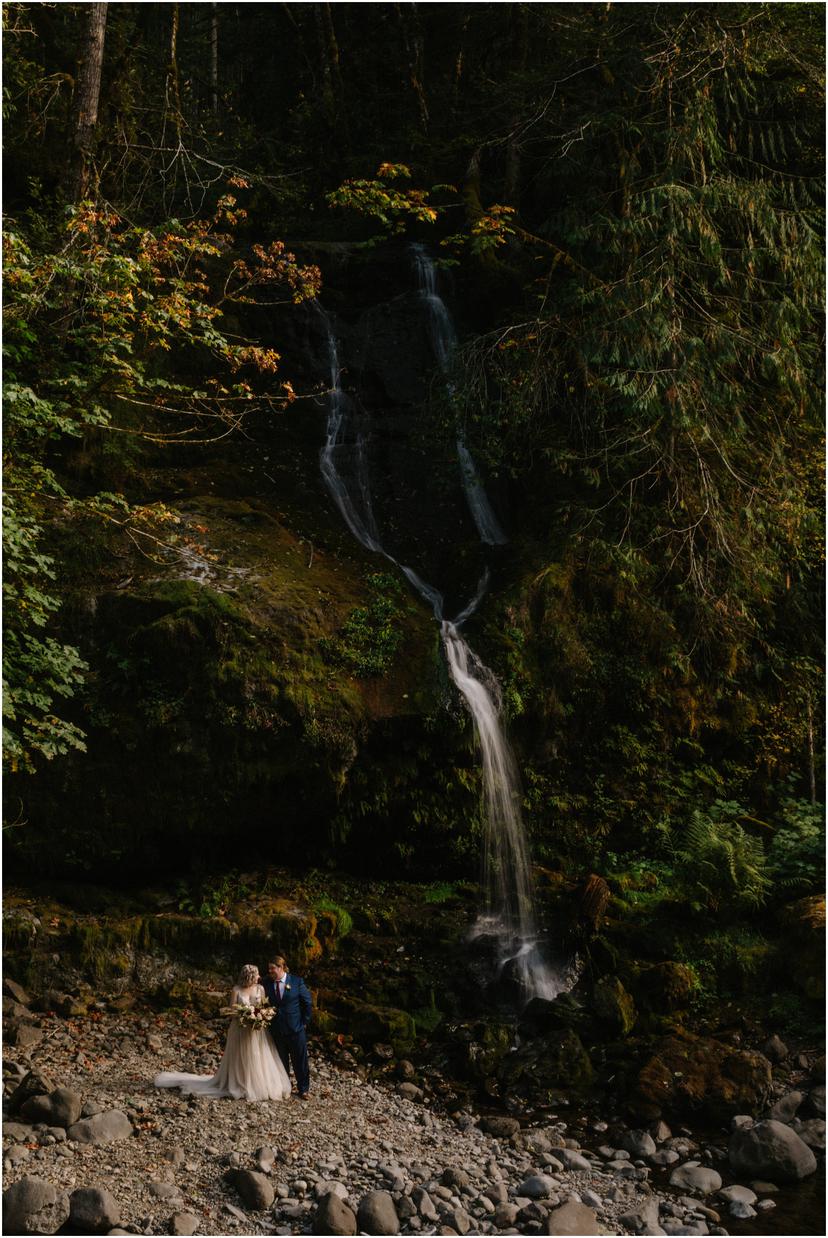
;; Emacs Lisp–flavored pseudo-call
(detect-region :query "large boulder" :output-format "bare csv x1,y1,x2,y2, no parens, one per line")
8,1069,55,1114
67,1110,132,1144
357,1190,399,1235
225,1169,274,1211
634,962,698,1012
729,1119,817,1182
593,976,637,1035
2,1177,57,1235
67,1187,120,1234
668,1164,722,1194
315,1192,357,1236
632,1028,772,1120
20,1087,83,1129
542,1200,599,1234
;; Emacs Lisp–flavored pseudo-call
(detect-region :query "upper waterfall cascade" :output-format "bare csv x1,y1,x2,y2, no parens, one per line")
316,254,569,1002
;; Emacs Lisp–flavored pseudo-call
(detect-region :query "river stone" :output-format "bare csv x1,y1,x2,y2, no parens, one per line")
9,1069,56,1114
729,1200,757,1219
790,1118,826,1148
717,1185,756,1205
21,1087,83,1129
358,1189,399,1235
807,1084,826,1116
68,1186,120,1234
619,1196,666,1235
227,1169,274,1210
315,1191,358,1235
171,1215,199,1236
398,1082,424,1101
411,1186,439,1220
4,978,31,1006
67,1110,132,1144
443,1206,471,1234
480,1115,520,1139
2,1176,57,1233
729,1119,817,1182
768,1090,804,1123
518,1174,559,1199
650,1149,680,1166
762,1034,788,1062
494,1202,519,1227
620,1129,657,1158
441,1167,471,1190
542,1200,599,1234
668,1165,722,1194
555,1148,593,1171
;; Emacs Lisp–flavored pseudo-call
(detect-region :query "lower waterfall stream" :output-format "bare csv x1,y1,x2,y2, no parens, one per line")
316,253,569,1002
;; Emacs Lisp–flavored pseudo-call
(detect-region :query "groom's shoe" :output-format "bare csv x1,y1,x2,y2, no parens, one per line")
298,1093,309,1101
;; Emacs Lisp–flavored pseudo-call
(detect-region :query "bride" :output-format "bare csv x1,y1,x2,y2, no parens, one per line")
154,964,291,1101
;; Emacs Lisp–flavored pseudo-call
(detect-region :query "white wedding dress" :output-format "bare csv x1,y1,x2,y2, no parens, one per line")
154,984,291,1101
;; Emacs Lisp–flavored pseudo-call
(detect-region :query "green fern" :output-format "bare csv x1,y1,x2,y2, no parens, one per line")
674,802,771,911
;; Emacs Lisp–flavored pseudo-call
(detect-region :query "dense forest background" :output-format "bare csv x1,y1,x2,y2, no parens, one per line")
3,0,824,936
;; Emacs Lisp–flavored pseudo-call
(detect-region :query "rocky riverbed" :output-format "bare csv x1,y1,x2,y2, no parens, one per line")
3,987,824,1238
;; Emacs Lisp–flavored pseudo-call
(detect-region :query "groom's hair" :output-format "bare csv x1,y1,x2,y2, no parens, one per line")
270,955,287,969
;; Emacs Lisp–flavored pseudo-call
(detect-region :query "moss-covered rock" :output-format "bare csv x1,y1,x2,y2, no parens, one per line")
592,976,637,1035
631,1028,772,1121
633,961,698,1012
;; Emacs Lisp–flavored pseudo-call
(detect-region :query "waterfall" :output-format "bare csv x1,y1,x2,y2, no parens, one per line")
411,243,507,547
317,306,383,554
315,258,568,1002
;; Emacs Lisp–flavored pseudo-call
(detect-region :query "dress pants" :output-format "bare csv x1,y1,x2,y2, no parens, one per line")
271,1027,310,1095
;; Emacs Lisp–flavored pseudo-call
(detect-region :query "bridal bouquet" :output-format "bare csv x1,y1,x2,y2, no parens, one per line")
222,1001,275,1031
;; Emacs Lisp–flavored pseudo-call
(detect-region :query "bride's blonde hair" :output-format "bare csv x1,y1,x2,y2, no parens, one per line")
237,963,258,986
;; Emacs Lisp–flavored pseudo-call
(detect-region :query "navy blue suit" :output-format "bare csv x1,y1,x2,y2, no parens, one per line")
263,972,312,1095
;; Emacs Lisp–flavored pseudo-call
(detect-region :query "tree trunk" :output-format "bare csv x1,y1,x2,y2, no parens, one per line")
395,2,429,133
210,3,219,117
806,694,816,805
66,2,108,201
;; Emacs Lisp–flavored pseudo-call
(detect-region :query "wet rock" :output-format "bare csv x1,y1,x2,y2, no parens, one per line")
717,1185,756,1205
3,1176,57,1234
728,1200,757,1219
542,1200,598,1234
668,1165,722,1194
357,1189,399,1235
67,1187,120,1234
729,1119,817,1182
315,1191,357,1235
67,1110,132,1144
768,1090,803,1123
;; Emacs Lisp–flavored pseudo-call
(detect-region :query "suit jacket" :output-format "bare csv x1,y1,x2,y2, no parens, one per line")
263,973,312,1037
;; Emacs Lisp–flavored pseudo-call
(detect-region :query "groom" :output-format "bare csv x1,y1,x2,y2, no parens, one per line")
264,955,312,1100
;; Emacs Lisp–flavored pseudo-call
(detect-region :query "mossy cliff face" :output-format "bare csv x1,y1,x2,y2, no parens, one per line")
6,471,457,880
